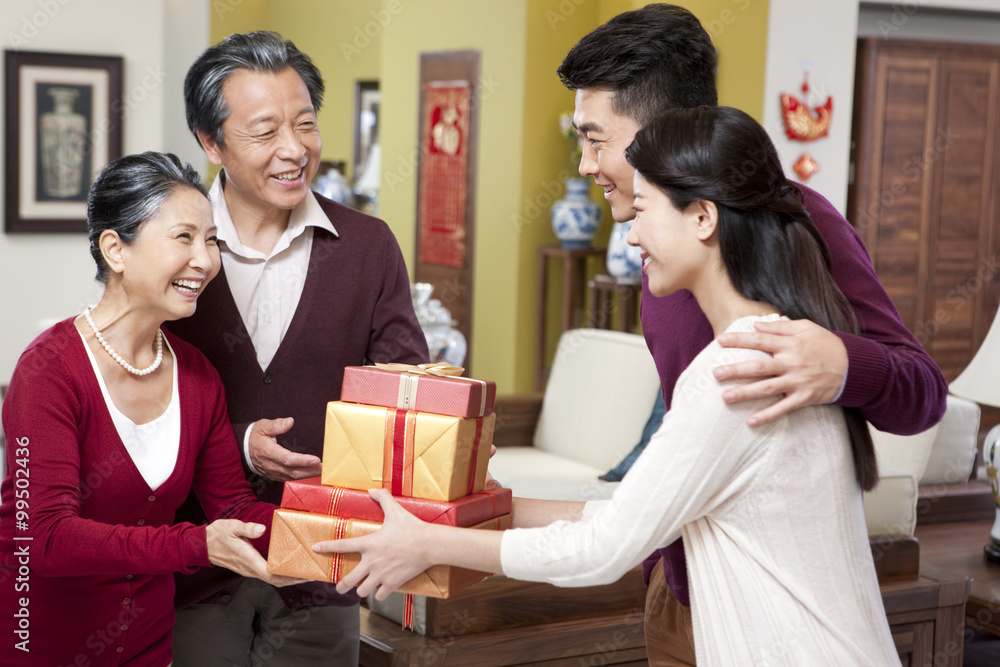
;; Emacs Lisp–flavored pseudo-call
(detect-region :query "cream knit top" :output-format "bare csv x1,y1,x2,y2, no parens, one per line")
500,314,898,666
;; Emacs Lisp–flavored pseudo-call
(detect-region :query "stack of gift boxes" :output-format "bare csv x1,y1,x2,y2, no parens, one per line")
266,363,511,599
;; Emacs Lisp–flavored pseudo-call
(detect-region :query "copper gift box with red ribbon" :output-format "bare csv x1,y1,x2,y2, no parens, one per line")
266,508,512,597
340,363,497,419
281,476,512,527
321,401,495,502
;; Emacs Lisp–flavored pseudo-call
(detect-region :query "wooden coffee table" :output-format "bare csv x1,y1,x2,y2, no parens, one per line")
915,519,1000,637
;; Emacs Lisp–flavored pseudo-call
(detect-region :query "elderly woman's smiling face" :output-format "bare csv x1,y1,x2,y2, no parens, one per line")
111,186,219,321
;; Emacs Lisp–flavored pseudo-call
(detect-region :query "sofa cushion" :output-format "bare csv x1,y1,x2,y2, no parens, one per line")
921,394,980,486
488,446,619,501
600,389,666,482
533,329,661,471
869,421,940,483
863,464,918,537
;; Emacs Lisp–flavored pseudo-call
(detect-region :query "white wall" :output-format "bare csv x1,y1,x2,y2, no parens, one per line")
761,0,861,214
0,0,209,384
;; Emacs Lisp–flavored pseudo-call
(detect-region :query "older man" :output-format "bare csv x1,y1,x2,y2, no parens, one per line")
167,32,428,666
557,4,946,664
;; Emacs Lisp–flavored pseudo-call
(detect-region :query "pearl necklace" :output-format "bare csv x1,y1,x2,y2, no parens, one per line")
83,307,164,376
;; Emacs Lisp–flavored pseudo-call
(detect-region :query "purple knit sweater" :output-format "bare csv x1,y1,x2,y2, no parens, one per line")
167,193,429,609
642,184,947,607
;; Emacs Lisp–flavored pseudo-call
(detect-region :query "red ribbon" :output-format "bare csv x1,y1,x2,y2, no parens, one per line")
403,593,415,631
327,518,351,583
382,409,416,496
381,409,484,499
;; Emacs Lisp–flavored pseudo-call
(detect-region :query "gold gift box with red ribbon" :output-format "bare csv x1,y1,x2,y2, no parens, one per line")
266,508,511,597
322,401,495,502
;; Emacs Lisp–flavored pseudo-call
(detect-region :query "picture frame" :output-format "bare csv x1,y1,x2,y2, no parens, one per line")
4,50,123,233
353,80,380,182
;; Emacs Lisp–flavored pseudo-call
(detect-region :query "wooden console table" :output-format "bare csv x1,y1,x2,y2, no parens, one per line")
535,245,606,390
916,519,1000,637
587,274,640,333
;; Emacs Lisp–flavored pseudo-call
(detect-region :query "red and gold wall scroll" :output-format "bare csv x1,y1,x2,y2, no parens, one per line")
418,82,471,268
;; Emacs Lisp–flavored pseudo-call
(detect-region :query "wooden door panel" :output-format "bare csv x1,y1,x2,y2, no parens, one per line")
850,39,1000,391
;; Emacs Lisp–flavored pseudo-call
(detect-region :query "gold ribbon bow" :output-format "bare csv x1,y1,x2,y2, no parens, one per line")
374,362,464,377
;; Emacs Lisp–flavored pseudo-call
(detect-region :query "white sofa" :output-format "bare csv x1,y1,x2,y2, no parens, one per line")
864,394,981,537
489,328,660,502
491,328,983,538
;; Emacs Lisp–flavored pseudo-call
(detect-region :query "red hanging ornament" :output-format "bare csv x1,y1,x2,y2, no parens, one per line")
781,69,833,142
792,152,820,182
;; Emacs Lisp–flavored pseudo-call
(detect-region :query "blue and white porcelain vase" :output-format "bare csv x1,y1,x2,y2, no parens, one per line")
551,177,602,249
605,220,643,284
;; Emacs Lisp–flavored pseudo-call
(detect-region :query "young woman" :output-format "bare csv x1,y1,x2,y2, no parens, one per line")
0,152,297,666
314,107,898,665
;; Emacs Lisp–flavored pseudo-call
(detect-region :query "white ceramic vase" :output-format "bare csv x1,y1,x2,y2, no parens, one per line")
983,424,1000,562
551,177,602,249
605,220,643,284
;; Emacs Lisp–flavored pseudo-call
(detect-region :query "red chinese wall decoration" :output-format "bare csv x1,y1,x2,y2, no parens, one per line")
418,82,471,268
780,69,832,183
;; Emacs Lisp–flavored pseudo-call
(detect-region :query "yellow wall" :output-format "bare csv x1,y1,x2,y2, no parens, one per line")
688,0,769,119
210,0,268,40
379,1,528,393
210,0,771,394
518,0,609,392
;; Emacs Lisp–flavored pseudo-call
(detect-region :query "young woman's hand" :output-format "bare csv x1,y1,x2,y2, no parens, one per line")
312,489,432,600
206,519,303,587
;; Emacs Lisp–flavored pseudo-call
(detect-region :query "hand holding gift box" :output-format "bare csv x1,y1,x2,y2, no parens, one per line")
309,488,509,600
267,499,511,597
282,476,512,526
322,401,495,502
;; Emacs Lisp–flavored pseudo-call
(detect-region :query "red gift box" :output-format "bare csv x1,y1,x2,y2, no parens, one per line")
281,477,512,527
341,364,497,418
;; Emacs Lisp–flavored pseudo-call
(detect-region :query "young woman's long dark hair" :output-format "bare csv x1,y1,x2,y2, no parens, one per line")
626,106,877,491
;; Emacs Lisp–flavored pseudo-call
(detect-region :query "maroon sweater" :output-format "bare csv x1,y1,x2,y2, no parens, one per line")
167,194,429,609
0,321,273,666
643,184,948,607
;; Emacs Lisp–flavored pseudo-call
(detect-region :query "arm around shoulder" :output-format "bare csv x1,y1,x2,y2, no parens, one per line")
802,186,947,434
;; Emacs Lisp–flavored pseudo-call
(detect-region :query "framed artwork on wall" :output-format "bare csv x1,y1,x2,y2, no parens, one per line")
4,50,123,233
353,80,380,182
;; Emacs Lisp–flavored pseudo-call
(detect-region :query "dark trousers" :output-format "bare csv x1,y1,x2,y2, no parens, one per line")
171,578,360,667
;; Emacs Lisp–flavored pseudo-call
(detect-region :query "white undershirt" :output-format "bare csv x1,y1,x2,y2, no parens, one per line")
208,171,338,472
79,328,180,491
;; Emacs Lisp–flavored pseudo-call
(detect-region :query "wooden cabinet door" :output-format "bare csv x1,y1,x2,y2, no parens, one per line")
849,39,1000,383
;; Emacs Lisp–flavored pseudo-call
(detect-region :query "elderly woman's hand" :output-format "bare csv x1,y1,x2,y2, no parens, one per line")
206,519,303,587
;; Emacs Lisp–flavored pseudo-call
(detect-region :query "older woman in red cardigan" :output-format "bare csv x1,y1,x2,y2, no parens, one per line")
0,152,297,666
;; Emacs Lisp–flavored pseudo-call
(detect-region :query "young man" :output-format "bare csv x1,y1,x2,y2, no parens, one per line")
557,5,946,664
167,32,428,666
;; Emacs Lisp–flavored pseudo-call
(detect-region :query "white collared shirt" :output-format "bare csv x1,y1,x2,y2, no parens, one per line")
208,172,337,371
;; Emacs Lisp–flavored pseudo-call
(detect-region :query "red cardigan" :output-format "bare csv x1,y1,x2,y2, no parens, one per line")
0,320,274,666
